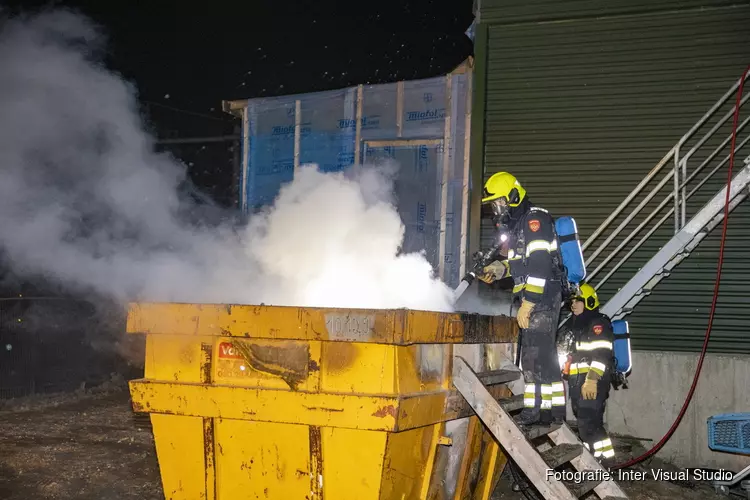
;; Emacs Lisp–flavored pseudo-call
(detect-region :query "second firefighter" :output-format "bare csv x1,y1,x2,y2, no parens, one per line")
566,283,617,464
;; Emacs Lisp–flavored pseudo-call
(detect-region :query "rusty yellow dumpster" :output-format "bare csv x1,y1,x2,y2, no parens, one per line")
127,303,519,500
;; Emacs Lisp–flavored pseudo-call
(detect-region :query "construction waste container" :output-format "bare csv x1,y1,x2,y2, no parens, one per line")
127,303,519,500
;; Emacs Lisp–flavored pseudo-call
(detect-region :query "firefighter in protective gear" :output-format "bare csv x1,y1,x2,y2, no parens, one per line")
567,283,616,464
479,172,565,426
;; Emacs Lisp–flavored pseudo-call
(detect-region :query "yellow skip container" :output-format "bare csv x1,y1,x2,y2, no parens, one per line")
127,303,519,500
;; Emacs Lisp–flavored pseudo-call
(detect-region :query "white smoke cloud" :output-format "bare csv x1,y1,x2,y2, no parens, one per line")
0,9,456,312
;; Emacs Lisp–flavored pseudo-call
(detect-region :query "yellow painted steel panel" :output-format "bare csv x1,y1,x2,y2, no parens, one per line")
214,419,310,500
145,334,212,383
419,423,444,498
321,427,388,500
130,380,400,431
126,303,517,345
320,342,396,394
130,380,493,432
398,344,450,393
151,414,207,499
379,426,435,499
473,435,505,500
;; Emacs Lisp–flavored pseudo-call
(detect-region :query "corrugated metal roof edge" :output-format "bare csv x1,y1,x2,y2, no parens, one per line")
478,0,745,27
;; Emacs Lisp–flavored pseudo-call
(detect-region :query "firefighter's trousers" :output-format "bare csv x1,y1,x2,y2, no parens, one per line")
520,291,565,421
569,375,615,459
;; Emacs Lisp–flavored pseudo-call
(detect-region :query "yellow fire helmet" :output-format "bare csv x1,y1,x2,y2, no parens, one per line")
482,172,527,207
577,283,600,310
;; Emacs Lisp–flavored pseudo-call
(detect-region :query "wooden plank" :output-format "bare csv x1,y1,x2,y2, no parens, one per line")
293,99,301,172
437,74,452,280
548,424,629,499
364,138,443,148
476,368,522,386
451,392,523,420
568,479,601,497
452,357,577,500
540,444,582,469
523,423,561,440
499,394,524,412
396,81,404,137
354,85,362,165
459,63,473,278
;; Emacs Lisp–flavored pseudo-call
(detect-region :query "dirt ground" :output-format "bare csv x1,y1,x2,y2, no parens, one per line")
0,378,162,500
0,381,733,500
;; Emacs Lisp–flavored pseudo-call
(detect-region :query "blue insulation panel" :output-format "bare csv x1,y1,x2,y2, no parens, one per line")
238,72,471,287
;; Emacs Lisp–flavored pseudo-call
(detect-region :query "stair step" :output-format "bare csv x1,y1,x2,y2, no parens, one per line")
477,368,521,386
567,478,602,497
499,394,524,412
540,444,583,469
521,423,562,440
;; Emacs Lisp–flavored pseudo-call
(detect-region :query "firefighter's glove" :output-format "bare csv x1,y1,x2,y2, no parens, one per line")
478,261,507,284
516,299,535,329
582,377,598,400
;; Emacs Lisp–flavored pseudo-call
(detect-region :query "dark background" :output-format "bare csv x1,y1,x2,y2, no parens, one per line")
0,0,475,397
3,0,475,206
0,0,477,294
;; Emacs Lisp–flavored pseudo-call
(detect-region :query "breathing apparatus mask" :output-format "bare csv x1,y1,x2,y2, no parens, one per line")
489,198,510,227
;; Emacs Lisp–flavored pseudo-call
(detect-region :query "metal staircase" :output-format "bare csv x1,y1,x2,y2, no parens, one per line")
579,72,750,320
453,357,629,500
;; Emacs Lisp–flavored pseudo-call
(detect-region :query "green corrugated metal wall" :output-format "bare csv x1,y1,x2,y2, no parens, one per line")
474,0,750,353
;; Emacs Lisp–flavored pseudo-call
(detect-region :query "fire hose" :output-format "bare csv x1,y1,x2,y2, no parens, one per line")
611,64,750,471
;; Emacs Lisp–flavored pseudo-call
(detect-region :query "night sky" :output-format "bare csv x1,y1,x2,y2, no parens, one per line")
5,0,475,206
0,0,475,295
4,1,474,133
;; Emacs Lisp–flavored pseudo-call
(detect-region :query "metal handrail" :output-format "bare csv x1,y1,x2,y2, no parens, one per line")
584,90,750,267
557,74,750,329
582,73,750,254
580,73,750,293
585,116,750,284
674,91,750,231
592,135,750,290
